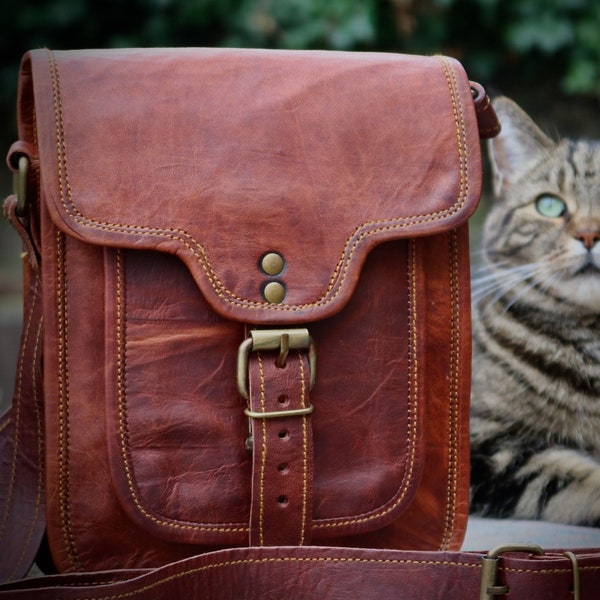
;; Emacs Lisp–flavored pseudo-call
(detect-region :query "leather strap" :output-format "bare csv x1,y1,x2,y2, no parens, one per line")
471,81,501,139
247,350,313,546
0,196,46,582
1,544,599,599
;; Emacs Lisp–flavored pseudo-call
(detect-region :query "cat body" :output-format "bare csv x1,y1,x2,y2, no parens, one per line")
470,97,600,526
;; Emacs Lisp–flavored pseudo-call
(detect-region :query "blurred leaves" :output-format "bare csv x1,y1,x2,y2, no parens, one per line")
226,0,376,49
1,0,599,139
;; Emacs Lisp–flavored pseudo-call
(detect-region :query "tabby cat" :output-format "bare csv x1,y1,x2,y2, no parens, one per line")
470,96,600,526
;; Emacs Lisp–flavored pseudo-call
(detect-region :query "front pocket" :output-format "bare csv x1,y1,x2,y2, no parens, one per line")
104,241,424,545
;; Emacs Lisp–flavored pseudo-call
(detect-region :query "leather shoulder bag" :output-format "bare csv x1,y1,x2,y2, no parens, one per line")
10,49,595,600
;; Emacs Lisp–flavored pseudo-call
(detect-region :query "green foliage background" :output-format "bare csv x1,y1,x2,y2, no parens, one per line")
1,0,600,128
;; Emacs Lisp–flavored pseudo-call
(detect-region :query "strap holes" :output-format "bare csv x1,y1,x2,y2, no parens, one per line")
277,495,289,506
278,429,289,439
278,462,289,473
277,394,289,406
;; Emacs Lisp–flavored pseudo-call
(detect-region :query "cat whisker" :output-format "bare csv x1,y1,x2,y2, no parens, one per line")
471,262,552,312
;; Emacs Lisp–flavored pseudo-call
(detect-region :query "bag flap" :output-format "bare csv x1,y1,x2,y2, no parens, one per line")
25,47,481,324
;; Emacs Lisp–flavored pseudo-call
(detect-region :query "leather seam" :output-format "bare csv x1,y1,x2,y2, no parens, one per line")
0,273,40,541
436,57,468,550
257,352,267,547
298,352,308,546
114,250,249,535
440,230,460,550
46,50,471,313
56,231,80,569
10,316,44,579
65,556,483,598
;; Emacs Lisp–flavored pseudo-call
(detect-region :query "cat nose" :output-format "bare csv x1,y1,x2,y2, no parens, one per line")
575,229,600,250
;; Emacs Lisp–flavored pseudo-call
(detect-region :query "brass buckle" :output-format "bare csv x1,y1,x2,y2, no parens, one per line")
479,544,545,599
244,405,314,419
236,328,317,401
563,551,580,600
13,155,29,219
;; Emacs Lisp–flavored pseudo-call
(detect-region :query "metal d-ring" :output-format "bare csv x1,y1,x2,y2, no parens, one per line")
15,155,29,218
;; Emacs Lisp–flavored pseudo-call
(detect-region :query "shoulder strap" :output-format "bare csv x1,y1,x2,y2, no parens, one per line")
0,194,46,582
0,544,599,599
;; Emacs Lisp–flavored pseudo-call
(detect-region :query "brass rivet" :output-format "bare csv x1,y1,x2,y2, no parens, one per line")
261,252,285,276
263,281,286,304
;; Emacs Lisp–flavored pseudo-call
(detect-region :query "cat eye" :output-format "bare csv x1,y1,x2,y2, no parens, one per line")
535,194,567,218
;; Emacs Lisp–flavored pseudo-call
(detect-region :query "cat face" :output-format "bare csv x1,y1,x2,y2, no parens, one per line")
482,97,600,313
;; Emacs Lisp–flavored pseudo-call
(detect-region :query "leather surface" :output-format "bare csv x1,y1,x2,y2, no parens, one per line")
247,350,314,546
1,545,599,599
24,47,481,324
0,198,45,582
5,47,480,573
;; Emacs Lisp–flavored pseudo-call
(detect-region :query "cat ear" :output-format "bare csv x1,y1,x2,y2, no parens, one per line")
488,96,555,196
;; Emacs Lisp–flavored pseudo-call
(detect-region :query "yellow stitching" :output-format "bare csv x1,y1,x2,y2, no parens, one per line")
55,231,80,569
77,556,482,600
48,49,79,566
503,565,600,575
0,273,39,540
47,51,473,314
77,559,600,600
257,353,267,546
10,316,44,579
440,230,460,550
298,351,308,546
441,56,469,210
315,239,419,530
435,56,468,550
114,250,248,534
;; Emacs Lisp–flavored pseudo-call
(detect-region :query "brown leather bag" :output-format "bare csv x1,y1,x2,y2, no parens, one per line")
1,48,500,583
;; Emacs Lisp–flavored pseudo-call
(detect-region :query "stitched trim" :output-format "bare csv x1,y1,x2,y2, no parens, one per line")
45,50,472,314
257,352,267,546
113,250,248,535
74,556,482,600
314,238,419,530
440,230,460,550
0,276,44,579
436,52,468,549
56,231,80,569
10,316,44,579
298,352,308,546
0,274,38,541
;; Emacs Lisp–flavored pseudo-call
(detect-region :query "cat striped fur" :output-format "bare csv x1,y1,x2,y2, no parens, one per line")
470,96,600,526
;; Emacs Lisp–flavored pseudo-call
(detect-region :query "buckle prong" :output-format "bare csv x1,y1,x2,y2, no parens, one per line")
275,333,290,368
236,329,316,400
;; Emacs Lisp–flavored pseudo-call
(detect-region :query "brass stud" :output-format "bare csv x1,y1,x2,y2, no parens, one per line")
263,281,286,304
261,252,285,276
